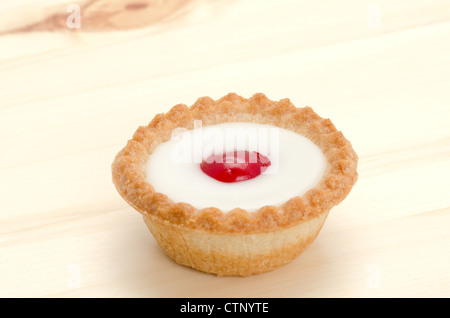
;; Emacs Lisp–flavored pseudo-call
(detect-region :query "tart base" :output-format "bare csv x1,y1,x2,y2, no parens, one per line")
143,211,329,276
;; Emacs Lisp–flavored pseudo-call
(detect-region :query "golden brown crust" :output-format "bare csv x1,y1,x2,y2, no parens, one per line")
143,211,329,276
112,93,358,235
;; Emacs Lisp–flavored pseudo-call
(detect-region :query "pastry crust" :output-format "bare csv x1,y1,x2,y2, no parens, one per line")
112,93,358,275
143,211,330,276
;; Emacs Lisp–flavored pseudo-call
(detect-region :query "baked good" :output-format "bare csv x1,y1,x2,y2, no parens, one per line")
111,93,358,276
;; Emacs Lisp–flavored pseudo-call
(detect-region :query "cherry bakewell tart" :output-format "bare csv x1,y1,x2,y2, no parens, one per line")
111,93,358,276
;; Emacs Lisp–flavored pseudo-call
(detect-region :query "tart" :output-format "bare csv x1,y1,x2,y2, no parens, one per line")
111,93,358,276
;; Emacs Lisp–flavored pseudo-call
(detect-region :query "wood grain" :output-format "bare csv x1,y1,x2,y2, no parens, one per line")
0,0,228,33
0,0,449,298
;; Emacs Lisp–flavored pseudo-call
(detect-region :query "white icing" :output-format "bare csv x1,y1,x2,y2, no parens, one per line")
145,122,326,212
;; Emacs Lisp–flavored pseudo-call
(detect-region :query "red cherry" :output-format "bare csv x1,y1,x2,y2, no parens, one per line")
200,150,271,183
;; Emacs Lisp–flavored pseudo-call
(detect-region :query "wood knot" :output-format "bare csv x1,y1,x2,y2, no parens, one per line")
125,3,149,10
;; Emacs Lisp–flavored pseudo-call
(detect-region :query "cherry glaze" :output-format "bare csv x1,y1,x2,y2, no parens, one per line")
200,150,271,183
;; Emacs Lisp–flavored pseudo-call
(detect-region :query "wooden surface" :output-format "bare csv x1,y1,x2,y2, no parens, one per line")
1,0,450,298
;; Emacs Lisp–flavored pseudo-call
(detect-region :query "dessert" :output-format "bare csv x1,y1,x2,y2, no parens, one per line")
112,93,358,276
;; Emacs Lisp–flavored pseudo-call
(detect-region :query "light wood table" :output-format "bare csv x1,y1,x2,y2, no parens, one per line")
1,0,449,298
